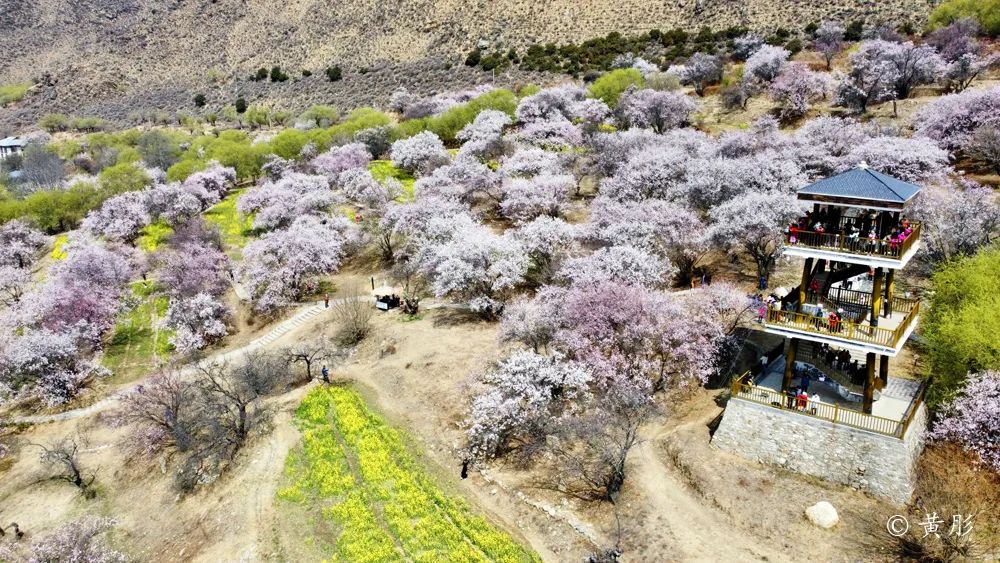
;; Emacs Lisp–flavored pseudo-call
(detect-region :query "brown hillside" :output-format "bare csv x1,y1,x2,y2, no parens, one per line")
0,0,931,127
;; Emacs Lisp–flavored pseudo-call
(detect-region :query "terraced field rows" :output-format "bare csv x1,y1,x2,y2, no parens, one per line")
279,386,540,563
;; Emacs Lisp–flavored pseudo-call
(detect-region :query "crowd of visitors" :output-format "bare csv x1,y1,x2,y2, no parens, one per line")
786,206,915,256
813,342,868,385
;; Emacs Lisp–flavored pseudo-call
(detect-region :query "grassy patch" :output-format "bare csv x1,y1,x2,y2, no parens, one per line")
0,83,31,105
204,190,254,251
278,386,539,563
102,280,173,382
368,160,415,200
137,221,173,252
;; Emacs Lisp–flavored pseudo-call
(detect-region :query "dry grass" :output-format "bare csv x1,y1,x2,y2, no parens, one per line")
860,443,1000,561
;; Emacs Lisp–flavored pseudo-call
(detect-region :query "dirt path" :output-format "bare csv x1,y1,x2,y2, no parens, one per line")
629,400,791,561
8,298,476,427
630,428,788,562
9,302,327,425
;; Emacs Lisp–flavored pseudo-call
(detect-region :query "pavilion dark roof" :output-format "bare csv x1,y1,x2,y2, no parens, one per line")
797,167,922,206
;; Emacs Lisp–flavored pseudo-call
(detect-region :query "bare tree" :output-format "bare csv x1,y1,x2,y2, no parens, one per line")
36,437,96,498
112,370,196,457
225,350,293,397
547,386,657,503
283,338,333,382
968,125,1000,174
587,506,626,562
113,354,292,492
391,259,428,315
196,362,268,451
331,288,374,345
136,130,180,170
17,144,65,192
168,356,278,491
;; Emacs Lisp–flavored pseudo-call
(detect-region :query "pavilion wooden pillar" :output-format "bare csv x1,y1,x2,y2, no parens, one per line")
782,338,799,393
884,269,896,317
870,267,884,327
863,352,877,414
879,355,890,387
798,258,814,313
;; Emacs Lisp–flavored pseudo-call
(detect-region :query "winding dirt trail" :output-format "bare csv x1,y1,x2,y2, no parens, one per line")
9,302,327,425
8,298,468,426
628,416,790,562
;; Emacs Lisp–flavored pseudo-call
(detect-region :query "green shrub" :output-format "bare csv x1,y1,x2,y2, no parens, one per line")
518,84,541,97
845,20,865,41
99,162,151,194
167,130,266,181
298,104,339,128
465,48,482,67
72,116,107,132
165,158,207,182
39,113,71,133
245,105,271,128
235,97,248,114
254,67,268,81
392,89,517,143
924,245,1000,406
0,83,31,105
50,139,83,160
328,108,392,139
269,129,310,159
480,52,508,71
929,0,1000,36
270,66,289,82
588,68,644,107
325,66,343,82
0,170,154,234
194,93,207,107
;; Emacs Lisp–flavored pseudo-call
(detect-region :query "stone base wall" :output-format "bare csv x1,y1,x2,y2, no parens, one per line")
712,398,927,505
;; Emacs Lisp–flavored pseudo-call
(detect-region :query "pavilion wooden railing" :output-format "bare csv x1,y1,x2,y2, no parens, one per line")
898,378,929,439
730,375,914,437
786,222,921,259
765,298,919,350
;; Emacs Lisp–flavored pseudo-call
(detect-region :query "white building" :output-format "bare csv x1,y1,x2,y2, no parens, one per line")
0,136,28,158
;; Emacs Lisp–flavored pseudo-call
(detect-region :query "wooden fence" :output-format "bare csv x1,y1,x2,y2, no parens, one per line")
765,298,919,350
787,222,921,259
730,376,924,438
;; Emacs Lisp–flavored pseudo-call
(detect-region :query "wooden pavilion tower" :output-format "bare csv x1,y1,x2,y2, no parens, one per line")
765,165,923,414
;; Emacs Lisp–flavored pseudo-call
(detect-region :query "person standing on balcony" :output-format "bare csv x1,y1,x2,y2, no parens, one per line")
810,393,821,415
796,390,809,410
861,211,873,235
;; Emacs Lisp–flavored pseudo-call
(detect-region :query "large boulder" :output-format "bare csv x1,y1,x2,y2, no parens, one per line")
805,501,840,529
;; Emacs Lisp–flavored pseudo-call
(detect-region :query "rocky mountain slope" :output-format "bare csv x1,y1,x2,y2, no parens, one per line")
0,0,931,127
